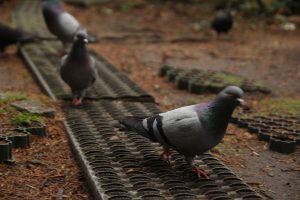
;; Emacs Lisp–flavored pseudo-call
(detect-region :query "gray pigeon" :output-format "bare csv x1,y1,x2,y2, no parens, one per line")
0,22,38,55
60,29,97,106
113,86,245,178
41,0,97,54
211,9,233,35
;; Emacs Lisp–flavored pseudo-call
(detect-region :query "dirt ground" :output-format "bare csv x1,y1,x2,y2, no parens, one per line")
0,0,299,199
0,54,90,200
67,1,300,199
0,1,89,199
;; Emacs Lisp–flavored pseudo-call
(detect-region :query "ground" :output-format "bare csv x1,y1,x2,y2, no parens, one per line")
0,1,89,199
0,0,300,199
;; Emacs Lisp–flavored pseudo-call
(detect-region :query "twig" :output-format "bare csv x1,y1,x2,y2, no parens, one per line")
259,189,274,199
281,168,300,172
40,178,49,191
245,144,260,156
247,181,262,186
235,161,246,169
56,188,64,200
26,159,47,166
25,184,39,191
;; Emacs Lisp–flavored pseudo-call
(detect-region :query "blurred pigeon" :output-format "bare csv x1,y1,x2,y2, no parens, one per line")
113,86,244,178
41,0,97,54
0,23,38,55
211,9,233,35
60,29,97,106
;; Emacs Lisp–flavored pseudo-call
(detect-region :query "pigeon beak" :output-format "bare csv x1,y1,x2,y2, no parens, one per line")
83,38,88,43
237,98,245,107
237,98,250,111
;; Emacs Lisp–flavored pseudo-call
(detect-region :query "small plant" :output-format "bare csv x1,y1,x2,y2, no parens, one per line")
214,72,244,86
11,112,43,126
0,108,5,115
0,91,27,105
259,97,300,115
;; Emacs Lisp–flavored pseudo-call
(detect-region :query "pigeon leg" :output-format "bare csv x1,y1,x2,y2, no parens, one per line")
192,166,209,179
160,147,171,164
72,98,83,106
185,156,209,179
58,50,66,57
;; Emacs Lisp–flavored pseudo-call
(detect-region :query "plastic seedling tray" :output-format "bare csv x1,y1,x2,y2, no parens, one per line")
158,65,172,77
23,122,47,136
4,130,31,149
0,136,14,164
269,136,296,154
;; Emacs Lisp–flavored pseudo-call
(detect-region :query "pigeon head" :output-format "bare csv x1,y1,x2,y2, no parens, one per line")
74,29,88,44
217,86,244,107
42,0,64,15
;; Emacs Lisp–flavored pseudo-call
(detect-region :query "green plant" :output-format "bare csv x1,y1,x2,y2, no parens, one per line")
0,91,27,105
0,108,5,115
259,97,300,115
11,112,43,126
214,72,244,86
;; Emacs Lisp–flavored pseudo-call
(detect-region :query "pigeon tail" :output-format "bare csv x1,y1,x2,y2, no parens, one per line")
114,117,154,140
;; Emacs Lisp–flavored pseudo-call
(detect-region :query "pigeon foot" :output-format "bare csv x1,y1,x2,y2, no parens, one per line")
57,50,67,57
192,166,209,179
160,147,171,164
72,98,83,106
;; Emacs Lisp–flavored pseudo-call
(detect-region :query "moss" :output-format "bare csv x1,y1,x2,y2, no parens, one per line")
0,91,27,105
11,112,43,126
187,97,207,105
0,108,5,115
259,97,300,115
214,72,244,86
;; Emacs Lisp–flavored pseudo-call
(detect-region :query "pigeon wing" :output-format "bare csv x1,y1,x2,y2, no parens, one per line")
153,107,204,153
57,12,80,39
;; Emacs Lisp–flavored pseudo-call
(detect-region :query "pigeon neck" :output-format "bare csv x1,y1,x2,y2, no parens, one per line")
204,98,235,133
70,41,88,59
43,3,64,19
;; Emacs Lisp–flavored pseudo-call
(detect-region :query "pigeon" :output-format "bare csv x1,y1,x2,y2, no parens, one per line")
0,22,38,56
113,86,245,178
211,9,233,35
41,0,97,55
60,29,97,106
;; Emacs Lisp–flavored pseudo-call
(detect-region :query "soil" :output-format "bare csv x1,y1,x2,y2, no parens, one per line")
0,1,89,199
66,1,300,199
0,0,299,200
0,56,90,199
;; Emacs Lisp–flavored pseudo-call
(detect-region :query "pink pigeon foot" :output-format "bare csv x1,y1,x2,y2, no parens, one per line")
160,147,172,164
192,166,209,179
72,98,83,106
58,51,66,57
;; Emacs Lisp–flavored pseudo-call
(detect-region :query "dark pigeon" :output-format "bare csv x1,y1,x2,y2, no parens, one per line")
60,29,97,106
113,86,245,178
0,22,38,55
211,9,233,35
41,0,97,54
